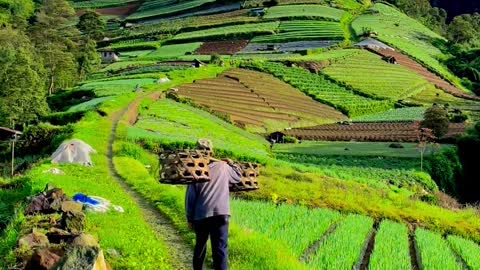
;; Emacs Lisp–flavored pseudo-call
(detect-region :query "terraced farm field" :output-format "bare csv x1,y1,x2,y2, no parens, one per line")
371,48,480,101
232,199,480,270
352,107,426,123
252,21,344,43
73,0,138,9
129,99,270,161
264,5,346,20
283,122,467,142
245,62,394,117
352,3,462,88
127,0,215,20
321,50,429,100
195,40,249,55
174,69,346,131
171,22,280,42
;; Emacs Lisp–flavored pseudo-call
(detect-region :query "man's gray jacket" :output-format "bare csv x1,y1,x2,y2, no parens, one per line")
185,161,242,222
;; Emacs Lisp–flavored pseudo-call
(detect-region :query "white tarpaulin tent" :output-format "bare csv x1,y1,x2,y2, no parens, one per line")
51,139,97,166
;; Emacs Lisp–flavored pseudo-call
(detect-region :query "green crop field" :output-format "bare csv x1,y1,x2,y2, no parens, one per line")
171,22,280,42
67,96,116,112
73,0,138,9
368,221,411,270
273,141,452,158
252,21,344,43
264,5,346,20
352,3,462,88
415,229,463,270
322,50,429,100
245,61,394,117
127,0,216,20
142,42,203,59
128,99,270,161
78,78,158,96
353,107,426,122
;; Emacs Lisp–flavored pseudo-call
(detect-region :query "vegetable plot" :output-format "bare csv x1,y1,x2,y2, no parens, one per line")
264,5,346,21
447,235,480,270
415,229,462,270
369,221,411,270
308,214,374,270
353,107,426,123
252,21,344,43
245,62,393,117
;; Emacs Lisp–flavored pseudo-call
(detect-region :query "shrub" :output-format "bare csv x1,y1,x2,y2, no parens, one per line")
422,104,449,138
14,124,74,158
40,111,86,126
425,148,462,197
47,89,96,112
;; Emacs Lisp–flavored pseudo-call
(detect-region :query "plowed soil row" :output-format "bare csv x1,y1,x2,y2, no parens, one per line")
195,40,249,55
285,122,467,142
370,48,480,101
175,69,346,130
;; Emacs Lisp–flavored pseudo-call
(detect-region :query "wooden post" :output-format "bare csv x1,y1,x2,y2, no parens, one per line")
11,137,15,177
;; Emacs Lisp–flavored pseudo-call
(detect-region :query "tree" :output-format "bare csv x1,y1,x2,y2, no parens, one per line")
78,38,101,80
0,28,48,127
0,0,35,28
457,122,480,202
447,15,476,44
422,105,450,138
29,0,80,95
77,10,106,40
415,122,437,171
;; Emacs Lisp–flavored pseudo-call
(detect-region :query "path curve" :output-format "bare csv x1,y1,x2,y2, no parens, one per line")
107,94,193,269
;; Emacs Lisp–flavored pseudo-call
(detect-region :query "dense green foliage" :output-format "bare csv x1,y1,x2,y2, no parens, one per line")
0,28,48,126
425,148,462,197
77,10,106,40
457,122,480,202
422,105,450,137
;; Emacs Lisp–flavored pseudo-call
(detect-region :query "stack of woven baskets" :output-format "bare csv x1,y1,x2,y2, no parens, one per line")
159,139,259,192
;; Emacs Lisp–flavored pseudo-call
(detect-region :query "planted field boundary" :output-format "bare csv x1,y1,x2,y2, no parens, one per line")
174,68,346,131
251,21,344,43
352,107,426,123
127,0,216,21
321,50,430,100
232,199,480,270
264,5,346,20
370,48,480,101
243,61,394,117
283,122,467,142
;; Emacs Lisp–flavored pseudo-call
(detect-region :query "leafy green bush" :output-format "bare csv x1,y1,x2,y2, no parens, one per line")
425,148,462,197
41,111,86,126
14,124,74,157
47,89,96,112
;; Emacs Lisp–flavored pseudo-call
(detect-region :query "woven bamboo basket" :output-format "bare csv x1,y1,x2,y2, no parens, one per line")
159,150,212,184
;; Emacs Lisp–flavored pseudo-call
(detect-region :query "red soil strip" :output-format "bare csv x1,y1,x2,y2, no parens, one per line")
285,122,467,142
195,40,249,55
370,48,480,101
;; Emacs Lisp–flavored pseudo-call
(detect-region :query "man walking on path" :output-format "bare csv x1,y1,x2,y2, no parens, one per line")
186,159,242,270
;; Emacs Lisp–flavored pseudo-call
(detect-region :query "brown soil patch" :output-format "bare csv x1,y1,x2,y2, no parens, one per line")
195,40,249,55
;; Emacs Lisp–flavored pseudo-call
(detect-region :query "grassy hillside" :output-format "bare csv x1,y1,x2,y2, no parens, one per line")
3,0,480,269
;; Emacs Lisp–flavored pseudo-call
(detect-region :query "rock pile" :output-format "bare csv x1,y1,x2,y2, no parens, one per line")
15,185,110,270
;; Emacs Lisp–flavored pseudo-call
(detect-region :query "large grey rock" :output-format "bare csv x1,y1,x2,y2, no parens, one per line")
61,211,86,234
56,247,108,270
72,234,99,248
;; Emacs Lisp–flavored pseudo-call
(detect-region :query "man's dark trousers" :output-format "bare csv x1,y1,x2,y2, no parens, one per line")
193,215,229,270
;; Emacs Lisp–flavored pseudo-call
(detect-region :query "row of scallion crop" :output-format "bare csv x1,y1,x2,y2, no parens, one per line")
231,199,480,270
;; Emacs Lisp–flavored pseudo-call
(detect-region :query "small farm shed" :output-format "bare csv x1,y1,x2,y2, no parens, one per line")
354,38,394,51
99,48,119,63
267,131,286,143
250,8,266,16
192,59,206,68
0,127,22,141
